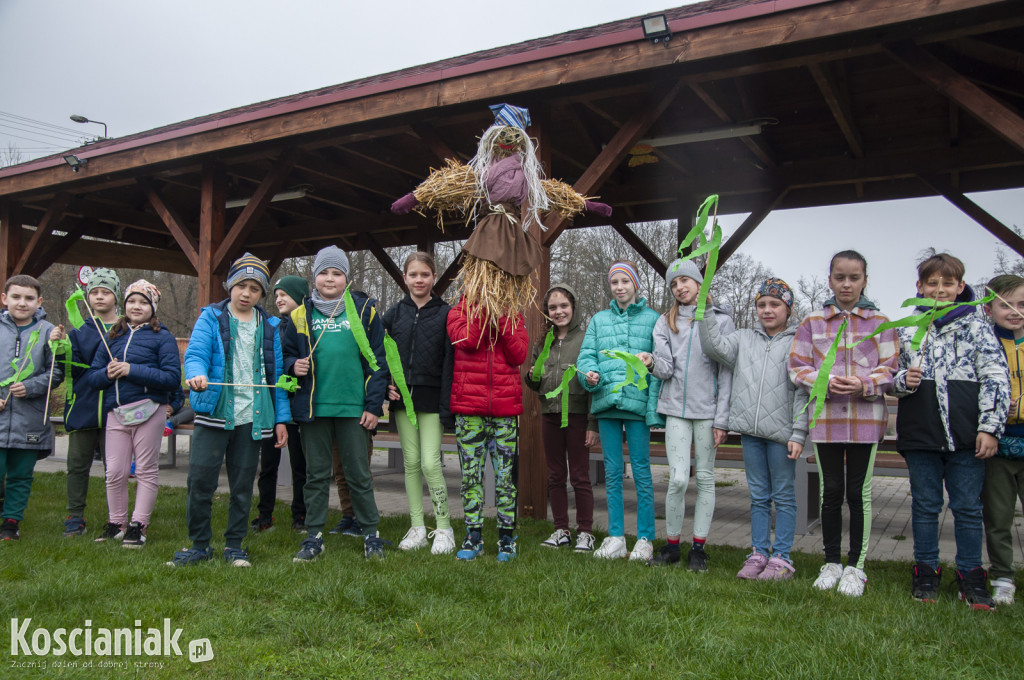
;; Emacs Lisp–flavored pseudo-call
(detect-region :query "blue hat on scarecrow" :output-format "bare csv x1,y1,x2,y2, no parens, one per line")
488,103,531,130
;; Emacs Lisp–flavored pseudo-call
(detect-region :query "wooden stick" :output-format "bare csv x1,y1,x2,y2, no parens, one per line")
206,382,284,389
986,286,1024,321
912,321,933,368
42,350,57,426
307,294,345,358
76,286,115,362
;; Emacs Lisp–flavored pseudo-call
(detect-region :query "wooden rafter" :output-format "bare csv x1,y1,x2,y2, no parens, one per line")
542,80,685,247
610,221,667,277
434,250,465,296
410,123,461,163
886,41,1024,154
267,240,297,277
13,192,71,276
946,37,1024,76
718,190,790,267
364,234,406,290
295,149,405,200
808,61,864,158
689,82,776,168
212,148,298,270
138,178,200,270
918,173,1024,257
28,218,92,278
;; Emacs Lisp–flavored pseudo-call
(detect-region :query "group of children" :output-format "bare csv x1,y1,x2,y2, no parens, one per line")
1,244,1020,610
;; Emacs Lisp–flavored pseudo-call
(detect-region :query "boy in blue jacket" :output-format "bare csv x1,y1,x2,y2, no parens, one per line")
168,253,290,567
62,268,120,537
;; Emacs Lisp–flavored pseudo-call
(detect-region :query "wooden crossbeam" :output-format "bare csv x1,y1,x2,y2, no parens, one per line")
364,233,406,290
886,41,1024,154
434,250,464,296
138,178,200,270
410,123,461,163
689,83,776,168
542,80,684,247
212,148,298,270
718,190,789,267
808,61,864,158
946,37,1024,76
13,192,71,276
610,221,667,278
918,173,1024,257
267,240,297,279
28,218,92,278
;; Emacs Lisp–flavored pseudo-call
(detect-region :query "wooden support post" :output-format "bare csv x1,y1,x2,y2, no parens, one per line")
267,240,297,279
434,250,464,296
516,107,554,521
0,201,22,286
365,234,406,291
198,161,227,309
139,178,200,270
919,173,1024,257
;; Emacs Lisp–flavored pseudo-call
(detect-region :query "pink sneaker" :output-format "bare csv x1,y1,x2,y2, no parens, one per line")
736,550,768,579
757,555,796,581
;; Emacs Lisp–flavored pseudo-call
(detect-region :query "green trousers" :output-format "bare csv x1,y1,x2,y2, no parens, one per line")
982,455,1024,580
395,410,450,530
301,417,379,536
66,428,104,517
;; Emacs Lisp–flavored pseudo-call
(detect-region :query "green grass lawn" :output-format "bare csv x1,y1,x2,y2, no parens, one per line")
3,472,1024,679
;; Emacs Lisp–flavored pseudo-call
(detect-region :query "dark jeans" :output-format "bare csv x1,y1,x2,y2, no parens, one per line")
904,449,985,572
542,413,593,533
256,423,306,521
186,423,261,550
814,443,876,569
66,428,104,517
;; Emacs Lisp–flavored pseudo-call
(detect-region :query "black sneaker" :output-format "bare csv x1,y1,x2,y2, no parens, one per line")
122,522,147,549
94,522,125,542
250,516,274,533
911,563,941,603
0,518,19,541
292,515,307,533
364,532,391,559
329,516,358,535
687,544,709,572
956,567,995,610
649,544,681,567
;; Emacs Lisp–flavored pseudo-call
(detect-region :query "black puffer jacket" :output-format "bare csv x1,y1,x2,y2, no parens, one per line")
382,293,454,426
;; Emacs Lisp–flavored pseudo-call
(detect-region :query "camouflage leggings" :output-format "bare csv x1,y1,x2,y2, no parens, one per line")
457,415,518,530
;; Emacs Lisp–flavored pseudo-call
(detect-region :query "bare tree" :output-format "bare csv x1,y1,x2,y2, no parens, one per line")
1,143,24,168
793,274,831,324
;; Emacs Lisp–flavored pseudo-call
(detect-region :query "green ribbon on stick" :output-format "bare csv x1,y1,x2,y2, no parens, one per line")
0,329,40,388
383,332,417,429
530,328,555,381
600,349,649,394
65,289,87,330
544,365,578,428
794,318,847,429
672,194,722,320
274,375,299,393
344,285,380,372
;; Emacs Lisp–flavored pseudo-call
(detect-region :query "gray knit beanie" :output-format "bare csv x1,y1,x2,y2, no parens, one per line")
86,267,121,300
313,246,350,278
666,258,703,286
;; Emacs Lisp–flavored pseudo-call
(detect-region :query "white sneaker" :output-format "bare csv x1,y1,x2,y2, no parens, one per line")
428,528,455,555
594,535,627,559
629,538,654,562
991,578,1016,605
541,528,571,548
574,531,595,552
837,566,868,597
398,526,428,551
813,563,845,590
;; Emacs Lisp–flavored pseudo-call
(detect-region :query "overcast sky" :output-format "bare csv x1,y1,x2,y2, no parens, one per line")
1,0,1020,319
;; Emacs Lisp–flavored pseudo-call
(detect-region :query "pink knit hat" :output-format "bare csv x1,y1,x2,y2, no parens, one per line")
124,279,161,314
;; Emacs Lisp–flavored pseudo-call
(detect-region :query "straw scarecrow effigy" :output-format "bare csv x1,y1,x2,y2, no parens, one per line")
392,103,611,328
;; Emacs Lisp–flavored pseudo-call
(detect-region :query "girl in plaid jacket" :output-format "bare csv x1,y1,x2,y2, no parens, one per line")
789,250,898,597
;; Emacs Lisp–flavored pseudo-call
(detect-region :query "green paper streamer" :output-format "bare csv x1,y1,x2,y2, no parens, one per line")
544,365,578,428
795,318,848,428
600,349,649,393
47,337,89,400
844,292,997,352
531,328,555,381
344,284,380,372
1,329,40,387
677,195,719,256
274,374,299,393
65,289,86,330
673,194,722,320
383,332,417,429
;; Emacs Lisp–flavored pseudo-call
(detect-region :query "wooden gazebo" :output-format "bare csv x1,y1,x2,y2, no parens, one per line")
2,0,1022,517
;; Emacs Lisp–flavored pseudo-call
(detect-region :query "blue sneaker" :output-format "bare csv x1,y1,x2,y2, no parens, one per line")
224,546,251,568
329,516,361,536
165,546,214,567
63,516,87,537
497,535,518,563
456,530,484,561
294,533,325,563
363,532,392,560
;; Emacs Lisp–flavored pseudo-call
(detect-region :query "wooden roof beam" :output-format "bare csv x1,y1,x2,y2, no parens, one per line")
305,147,412,199
689,83,777,168
435,250,465,296
138,178,200,270
946,37,1024,76
410,123,462,164
212,148,298,271
610,221,667,277
885,41,1024,154
918,173,1024,257
28,218,92,278
718,190,790,267
542,80,685,247
13,192,71,276
363,234,406,291
808,61,864,158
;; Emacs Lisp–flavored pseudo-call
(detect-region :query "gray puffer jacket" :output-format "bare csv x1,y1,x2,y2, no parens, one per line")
652,305,733,429
698,314,807,446
0,308,64,454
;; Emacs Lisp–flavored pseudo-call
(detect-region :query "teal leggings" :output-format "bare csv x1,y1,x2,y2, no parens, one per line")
395,410,450,530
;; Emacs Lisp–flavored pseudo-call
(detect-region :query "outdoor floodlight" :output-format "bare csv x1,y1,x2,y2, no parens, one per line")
642,15,671,44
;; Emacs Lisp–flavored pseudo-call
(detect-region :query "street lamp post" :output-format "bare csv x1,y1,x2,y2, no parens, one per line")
69,115,109,140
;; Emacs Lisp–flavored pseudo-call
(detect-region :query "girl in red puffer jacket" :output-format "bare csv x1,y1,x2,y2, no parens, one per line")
446,299,528,562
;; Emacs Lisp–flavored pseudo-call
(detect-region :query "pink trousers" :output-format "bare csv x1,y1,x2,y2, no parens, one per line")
104,410,164,526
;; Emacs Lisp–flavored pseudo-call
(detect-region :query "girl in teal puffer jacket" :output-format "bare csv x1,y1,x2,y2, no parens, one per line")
576,260,663,562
